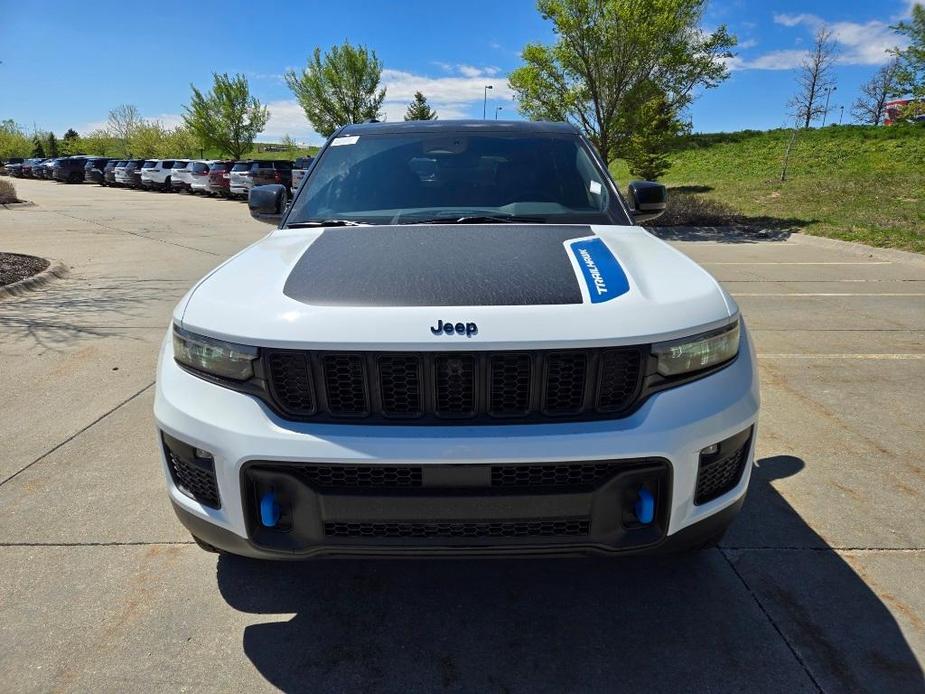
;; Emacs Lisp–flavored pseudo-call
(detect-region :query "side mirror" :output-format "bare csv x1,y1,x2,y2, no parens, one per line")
628,181,667,223
249,184,288,224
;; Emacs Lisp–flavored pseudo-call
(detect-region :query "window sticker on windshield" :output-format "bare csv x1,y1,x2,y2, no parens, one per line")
331,136,359,147
589,180,602,195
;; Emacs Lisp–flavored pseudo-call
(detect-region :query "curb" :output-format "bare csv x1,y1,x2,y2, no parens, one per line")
0,259,69,300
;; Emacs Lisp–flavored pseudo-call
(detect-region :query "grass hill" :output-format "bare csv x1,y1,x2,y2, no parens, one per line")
611,124,925,253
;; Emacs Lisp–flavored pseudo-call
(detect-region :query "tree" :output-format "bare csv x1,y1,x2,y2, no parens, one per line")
281,134,297,152
107,104,142,155
788,27,838,129
853,60,901,125
404,91,438,121
61,128,81,155
129,121,167,158
285,42,386,138
160,126,198,157
183,72,269,159
509,0,734,164
0,120,32,159
623,88,685,180
891,3,925,119
31,136,45,158
44,132,59,157
80,128,119,157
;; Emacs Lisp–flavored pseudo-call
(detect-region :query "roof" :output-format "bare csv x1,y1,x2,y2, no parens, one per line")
338,119,578,136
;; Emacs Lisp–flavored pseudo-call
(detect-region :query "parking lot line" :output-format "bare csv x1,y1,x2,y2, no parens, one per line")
705,261,893,265
758,353,925,359
732,292,925,296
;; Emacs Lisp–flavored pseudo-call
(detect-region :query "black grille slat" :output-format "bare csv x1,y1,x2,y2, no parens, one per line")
322,354,369,415
543,353,588,415
166,451,220,509
489,354,532,416
296,464,423,488
266,352,315,415
434,355,476,417
264,347,645,424
378,355,422,417
695,444,749,505
324,518,590,539
491,462,621,489
597,349,643,413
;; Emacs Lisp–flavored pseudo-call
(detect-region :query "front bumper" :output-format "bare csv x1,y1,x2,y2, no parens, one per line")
154,328,760,558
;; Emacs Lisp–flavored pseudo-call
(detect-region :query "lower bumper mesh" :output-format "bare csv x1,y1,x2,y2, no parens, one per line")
324,518,591,539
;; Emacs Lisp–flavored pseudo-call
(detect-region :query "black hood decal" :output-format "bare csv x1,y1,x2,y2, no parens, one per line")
283,225,592,307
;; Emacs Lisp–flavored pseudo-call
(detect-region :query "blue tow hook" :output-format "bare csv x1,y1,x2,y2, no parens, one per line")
260,491,280,528
634,487,655,525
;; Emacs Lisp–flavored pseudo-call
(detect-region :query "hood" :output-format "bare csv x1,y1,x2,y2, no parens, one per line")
178,224,736,350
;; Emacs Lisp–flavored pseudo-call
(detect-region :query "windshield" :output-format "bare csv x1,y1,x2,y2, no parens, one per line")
287,131,623,225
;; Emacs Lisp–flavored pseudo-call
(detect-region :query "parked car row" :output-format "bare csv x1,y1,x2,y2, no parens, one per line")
2,155,313,198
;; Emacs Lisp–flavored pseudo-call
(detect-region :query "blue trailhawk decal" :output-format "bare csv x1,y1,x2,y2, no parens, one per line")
568,237,630,303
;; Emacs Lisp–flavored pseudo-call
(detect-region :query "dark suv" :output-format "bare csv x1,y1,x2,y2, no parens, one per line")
114,159,144,187
53,156,89,183
102,160,124,186
2,158,24,176
84,157,111,184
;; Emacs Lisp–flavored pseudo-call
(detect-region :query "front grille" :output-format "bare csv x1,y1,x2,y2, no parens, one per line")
294,464,422,489
695,442,750,505
252,461,625,492
324,518,590,539
491,462,622,489
322,354,369,415
263,348,645,424
165,450,220,509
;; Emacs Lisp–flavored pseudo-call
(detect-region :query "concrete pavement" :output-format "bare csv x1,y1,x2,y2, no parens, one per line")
1,178,923,693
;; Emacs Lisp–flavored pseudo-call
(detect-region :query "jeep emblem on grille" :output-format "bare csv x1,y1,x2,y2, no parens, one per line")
430,320,478,337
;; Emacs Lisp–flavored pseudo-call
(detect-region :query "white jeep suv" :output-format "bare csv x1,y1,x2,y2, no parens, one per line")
141,159,185,191
155,121,759,559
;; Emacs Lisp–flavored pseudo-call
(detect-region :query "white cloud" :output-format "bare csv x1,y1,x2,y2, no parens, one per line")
898,0,919,19
378,67,512,121
725,49,809,71
262,100,321,143
738,38,758,49
259,65,513,142
771,12,906,67
457,64,483,78
78,63,513,145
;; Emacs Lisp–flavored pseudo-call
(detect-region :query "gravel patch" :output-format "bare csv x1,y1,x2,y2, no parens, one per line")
0,252,50,287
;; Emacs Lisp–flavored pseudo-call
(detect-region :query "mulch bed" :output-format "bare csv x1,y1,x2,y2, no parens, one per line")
0,252,50,287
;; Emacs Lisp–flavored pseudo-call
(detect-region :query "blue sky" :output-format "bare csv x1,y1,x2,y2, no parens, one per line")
0,0,917,144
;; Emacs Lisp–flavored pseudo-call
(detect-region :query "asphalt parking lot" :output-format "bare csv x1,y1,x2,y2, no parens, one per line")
1,178,923,693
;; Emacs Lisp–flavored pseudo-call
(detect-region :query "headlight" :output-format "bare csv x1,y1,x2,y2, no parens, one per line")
653,320,740,377
172,325,258,380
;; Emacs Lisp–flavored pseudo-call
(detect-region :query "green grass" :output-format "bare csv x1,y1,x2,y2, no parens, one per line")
611,124,925,253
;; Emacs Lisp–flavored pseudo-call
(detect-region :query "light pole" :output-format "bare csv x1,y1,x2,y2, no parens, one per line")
821,86,837,126
483,85,493,119
495,106,503,120
839,105,844,125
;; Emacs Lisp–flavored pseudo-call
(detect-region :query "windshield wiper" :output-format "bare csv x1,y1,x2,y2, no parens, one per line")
405,214,544,225
286,219,366,228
